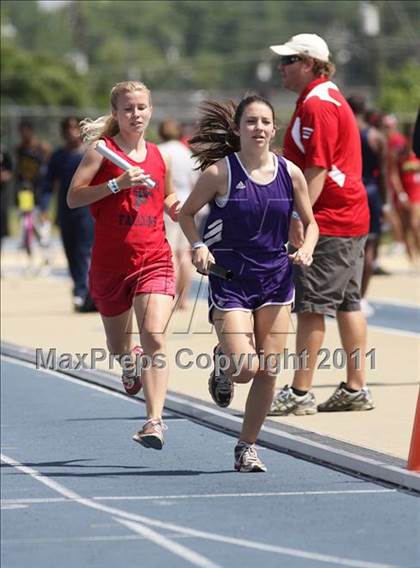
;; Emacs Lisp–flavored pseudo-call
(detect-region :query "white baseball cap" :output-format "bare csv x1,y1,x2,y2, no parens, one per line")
270,33,330,63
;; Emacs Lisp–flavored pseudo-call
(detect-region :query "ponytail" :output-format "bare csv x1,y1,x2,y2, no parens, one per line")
189,94,276,171
79,115,119,144
189,100,240,171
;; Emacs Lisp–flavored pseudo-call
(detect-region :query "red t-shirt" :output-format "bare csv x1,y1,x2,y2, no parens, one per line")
283,78,369,237
400,151,420,203
388,131,407,154
89,136,171,271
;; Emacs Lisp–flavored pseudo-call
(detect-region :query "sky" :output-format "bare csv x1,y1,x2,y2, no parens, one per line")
38,0,71,12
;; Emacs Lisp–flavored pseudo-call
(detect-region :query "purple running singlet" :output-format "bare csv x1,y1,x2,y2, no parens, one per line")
203,152,295,320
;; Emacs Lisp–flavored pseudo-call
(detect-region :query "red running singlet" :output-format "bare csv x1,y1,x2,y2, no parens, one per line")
88,137,175,316
89,136,171,270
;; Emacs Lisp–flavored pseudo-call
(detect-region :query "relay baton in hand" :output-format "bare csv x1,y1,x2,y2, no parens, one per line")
197,263,234,281
95,140,156,189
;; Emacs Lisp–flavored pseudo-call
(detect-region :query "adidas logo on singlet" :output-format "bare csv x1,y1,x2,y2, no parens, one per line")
236,181,246,190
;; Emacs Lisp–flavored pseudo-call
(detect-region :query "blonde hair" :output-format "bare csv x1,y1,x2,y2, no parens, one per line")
80,81,152,143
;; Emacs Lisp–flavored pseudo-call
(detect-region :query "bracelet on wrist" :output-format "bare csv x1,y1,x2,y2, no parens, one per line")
192,241,207,250
398,192,408,203
291,211,301,220
107,178,120,194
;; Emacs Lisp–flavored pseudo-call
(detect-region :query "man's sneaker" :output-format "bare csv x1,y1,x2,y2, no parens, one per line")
234,442,267,473
132,418,167,450
268,385,317,416
208,345,234,408
121,345,143,396
317,382,375,412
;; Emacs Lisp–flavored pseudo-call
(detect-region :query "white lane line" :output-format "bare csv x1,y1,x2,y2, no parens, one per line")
1,488,396,506
1,356,242,442
324,318,420,338
1,504,28,510
2,535,146,544
1,356,187,421
2,534,193,544
318,308,420,337
370,298,420,309
1,498,67,504
1,453,220,568
0,453,398,568
95,489,395,499
364,324,420,338
114,517,219,568
0,356,142,404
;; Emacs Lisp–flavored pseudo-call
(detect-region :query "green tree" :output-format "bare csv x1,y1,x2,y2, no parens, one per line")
378,60,420,113
1,0,419,109
1,41,89,106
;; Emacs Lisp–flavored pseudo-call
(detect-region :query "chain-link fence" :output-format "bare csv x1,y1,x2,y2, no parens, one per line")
1,89,303,153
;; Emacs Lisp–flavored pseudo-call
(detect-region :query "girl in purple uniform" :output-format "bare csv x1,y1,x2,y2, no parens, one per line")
179,95,318,472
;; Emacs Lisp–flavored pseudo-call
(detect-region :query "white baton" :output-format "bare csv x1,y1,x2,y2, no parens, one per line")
95,140,156,189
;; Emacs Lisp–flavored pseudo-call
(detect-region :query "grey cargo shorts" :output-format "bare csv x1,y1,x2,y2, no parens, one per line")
293,235,367,317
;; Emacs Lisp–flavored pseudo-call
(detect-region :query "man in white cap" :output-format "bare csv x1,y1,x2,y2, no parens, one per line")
268,34,375,414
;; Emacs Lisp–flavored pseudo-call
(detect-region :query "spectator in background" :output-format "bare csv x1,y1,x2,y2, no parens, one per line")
158,119,199,310
347,95,389,317
15,120,51,268
179,122,196,148
268,33,374,415
397,123,420,263
1,147,13,261
40,117,96,312
381,113,411,258
15,120,51,205
413,109,420,159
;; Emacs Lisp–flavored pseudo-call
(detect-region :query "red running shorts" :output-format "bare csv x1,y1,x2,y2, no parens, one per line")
90,255,175,317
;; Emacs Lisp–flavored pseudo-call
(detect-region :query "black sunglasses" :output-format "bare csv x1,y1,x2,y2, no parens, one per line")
279,55,302,66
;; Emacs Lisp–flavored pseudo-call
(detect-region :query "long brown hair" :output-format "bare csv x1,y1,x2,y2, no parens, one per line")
189,95,276,171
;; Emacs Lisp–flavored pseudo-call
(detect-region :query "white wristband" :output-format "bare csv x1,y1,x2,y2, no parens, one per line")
107,178,120,194
398,192,408,203
291,211,301,220
192,241,207,250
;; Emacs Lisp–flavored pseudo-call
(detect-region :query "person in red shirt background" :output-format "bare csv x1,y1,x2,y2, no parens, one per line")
268,34,374,415
381,113,412,258
68,81,180,450
381,114,420,262
398,123,420,262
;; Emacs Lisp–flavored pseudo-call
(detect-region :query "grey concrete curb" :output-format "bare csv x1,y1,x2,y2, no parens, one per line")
2,341,419,493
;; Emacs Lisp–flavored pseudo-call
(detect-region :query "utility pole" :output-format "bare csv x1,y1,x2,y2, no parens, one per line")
359,1,383,101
